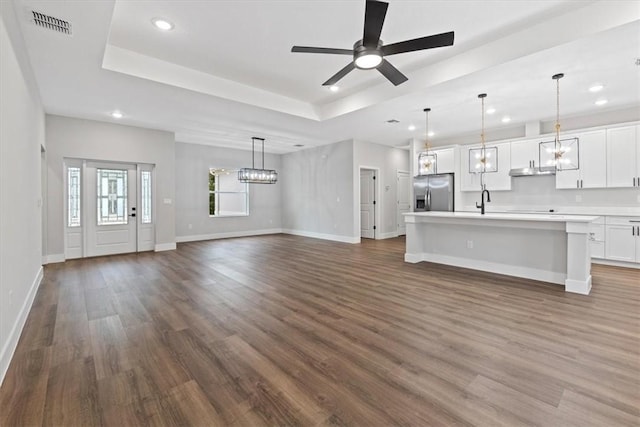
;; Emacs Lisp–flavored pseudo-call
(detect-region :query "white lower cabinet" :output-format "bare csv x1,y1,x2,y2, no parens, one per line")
589,218,605,259
605,217,640,263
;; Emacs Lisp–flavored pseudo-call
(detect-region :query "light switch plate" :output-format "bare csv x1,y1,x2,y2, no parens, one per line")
163,198,172,204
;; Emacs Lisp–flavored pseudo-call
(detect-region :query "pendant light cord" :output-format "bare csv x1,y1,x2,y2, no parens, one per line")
555,76,561,143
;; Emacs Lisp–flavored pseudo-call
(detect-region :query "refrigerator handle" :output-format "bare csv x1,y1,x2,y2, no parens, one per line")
426,188,431,211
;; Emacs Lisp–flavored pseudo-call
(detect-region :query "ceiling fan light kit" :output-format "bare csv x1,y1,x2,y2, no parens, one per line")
291,0,454,87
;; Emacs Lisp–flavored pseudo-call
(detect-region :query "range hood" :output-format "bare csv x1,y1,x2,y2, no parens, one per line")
509,166,556,177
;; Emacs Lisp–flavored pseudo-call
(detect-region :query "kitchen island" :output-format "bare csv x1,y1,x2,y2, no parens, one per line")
404,212,599,295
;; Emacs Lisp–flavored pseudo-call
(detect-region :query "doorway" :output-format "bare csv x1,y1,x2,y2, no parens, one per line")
64,159,155,259
360,168,377,239
396,170,410,236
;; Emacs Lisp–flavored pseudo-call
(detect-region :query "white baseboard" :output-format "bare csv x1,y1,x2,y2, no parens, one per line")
42,253,65,265
282,229,360,244
565,276,592,295
154,242,177,252
0,266,43,387
404,252,566,286
592,259,640,269
176,228,283,243
378,231,399,240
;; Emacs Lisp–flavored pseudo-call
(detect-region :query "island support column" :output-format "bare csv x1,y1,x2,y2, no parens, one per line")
565,221,592,295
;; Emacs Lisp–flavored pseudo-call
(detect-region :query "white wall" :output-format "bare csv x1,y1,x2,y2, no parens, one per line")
0,4,45,385
281,140,356,242
354,140,410,238
175,141,282,240
45,115,176,256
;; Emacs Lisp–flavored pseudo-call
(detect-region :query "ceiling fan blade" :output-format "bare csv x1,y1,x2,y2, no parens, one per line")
291,46,353,55
381,31,455,56
322,62,356,86
377,59,408,86
362,0,388,48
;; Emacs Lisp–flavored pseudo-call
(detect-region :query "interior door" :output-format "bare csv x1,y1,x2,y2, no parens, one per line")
360,169,375,239
85,162,137,257
397,171,410,235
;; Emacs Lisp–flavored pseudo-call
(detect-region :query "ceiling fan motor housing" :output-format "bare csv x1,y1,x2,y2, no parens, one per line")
353,39,383,69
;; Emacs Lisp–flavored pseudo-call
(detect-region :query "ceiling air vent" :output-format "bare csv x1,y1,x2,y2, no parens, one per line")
31,11,72,35
386,119,400,124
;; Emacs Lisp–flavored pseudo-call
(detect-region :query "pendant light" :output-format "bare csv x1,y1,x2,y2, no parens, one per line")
539,73,579,171
238,137,278,184
469,93,497,188
418,108,437,175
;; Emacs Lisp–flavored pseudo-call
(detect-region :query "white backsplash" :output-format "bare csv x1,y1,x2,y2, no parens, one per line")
460,175,639,213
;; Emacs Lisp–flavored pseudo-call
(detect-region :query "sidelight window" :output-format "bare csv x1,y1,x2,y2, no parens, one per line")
141,170,152,224
67,167,81,227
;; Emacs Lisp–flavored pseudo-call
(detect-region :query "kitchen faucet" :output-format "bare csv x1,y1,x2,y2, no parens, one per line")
476,189,491,215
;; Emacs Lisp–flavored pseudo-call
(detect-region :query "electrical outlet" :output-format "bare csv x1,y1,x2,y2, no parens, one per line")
467,240,474,249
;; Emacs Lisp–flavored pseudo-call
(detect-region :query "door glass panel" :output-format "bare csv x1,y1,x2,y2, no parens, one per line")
67,167,81,227
97,169,127,225
141,170,152,224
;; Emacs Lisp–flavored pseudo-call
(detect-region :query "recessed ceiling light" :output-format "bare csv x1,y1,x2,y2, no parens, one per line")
428,131,435,137
152,18,174,31
589,84,604,93
408,125,416,131
486,108,496,114
111,110,123,119
595,99,608,106
501,116,511,123
328,85,339,92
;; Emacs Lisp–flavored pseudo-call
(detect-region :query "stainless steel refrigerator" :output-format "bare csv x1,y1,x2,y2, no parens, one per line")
413,173,454,212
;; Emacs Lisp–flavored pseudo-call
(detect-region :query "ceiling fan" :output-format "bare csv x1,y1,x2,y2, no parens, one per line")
291,0,455,87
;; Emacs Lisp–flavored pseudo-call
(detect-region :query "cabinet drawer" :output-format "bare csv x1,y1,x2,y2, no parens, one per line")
606,216,640,226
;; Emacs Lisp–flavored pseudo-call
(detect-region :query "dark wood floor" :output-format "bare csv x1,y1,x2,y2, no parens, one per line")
1,234,639,426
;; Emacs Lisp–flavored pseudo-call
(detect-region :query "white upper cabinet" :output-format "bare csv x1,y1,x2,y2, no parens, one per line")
555,130,607,189
606,125,638,188
510,139,540,169
460,142,511,191
434,148,455,174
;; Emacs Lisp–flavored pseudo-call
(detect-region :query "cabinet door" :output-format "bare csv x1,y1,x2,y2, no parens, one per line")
435,148,454,173
556,168,580,189
484,142,511,191
459,146,482,192
607,126,637,188
510,139,539,169
579,130,607,188
605,225,636,262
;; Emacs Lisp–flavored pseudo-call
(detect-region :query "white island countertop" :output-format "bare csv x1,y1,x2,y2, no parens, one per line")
405,211,599,223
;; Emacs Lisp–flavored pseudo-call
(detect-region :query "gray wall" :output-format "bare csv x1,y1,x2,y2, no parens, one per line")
175,142,282,240
45,115,176,256
281,140,355,241
354,141,410,237
0,4,45,384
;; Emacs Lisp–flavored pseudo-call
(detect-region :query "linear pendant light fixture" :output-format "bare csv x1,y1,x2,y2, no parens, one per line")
418,108,437,175
238,137,278,184
469,93,497,189
539,73,579,171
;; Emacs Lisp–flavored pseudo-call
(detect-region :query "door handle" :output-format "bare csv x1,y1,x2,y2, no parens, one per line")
129,213,136,217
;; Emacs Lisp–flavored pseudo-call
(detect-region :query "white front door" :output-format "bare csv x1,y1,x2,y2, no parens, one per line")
397,171,410,236
85,162,137,257
360,169,376,239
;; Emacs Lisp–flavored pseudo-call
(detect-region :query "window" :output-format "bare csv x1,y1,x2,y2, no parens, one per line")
97,168,127,225
209,168,248,216
141,170,152,224
67,167,81,227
